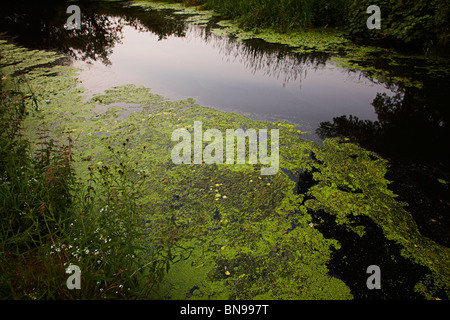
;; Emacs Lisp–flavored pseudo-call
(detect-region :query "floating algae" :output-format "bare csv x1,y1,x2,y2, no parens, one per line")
2,35,449,299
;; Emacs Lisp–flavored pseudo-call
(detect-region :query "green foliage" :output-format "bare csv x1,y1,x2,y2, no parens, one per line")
204,0,314,32
148,0,449,51
347,0,450,52
0,41,176,300
310,0,351,27
2,33,449,300
142,0,350,31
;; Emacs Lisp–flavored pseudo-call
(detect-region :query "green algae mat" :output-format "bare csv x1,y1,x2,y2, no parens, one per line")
1,37,449,299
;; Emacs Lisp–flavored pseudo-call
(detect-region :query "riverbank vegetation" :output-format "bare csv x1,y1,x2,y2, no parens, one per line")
0,43,176,299
164,0,449,54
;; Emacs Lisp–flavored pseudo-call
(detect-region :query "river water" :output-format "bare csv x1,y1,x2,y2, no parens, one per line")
72,21,393,139
1,0,449,247
1,1,396,141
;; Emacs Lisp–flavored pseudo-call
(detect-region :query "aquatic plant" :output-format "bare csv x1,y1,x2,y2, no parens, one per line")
1,30,449,300
0,40,176,299
155,0,449,52
301,138,450,298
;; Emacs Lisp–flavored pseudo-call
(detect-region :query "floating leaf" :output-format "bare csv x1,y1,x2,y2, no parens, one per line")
313,259,324,265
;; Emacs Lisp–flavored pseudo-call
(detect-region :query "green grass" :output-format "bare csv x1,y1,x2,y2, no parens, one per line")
142,0,449,52
145,0,350,31
0,55,176,299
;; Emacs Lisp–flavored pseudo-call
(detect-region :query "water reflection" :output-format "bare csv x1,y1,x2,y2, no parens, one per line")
0,0,397,133
315,77,450,247
317,82,450,165
2,0,449,245
0,0,188,65
207,34,331,88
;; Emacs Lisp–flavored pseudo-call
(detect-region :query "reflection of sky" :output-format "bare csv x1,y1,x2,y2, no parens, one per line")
72,24,395,130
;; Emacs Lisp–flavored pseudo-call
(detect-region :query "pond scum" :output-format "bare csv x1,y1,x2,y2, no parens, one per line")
0,30,449,299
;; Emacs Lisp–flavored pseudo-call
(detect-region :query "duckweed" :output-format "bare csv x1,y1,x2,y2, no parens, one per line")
2,33,448,300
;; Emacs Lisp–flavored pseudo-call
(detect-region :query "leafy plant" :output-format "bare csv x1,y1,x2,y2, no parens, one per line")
0,51,178,299
346,0,450,52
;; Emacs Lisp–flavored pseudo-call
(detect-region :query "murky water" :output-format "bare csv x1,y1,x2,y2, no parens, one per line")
2,0,450,300
1,0,449,247
2,1,448,159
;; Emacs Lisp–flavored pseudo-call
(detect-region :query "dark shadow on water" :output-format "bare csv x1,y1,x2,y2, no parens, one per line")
297,170,440,300
316,76,450,248
315,211,432,299
0,0,188,65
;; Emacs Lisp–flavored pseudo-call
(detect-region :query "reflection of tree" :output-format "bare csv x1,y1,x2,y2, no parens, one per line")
0,0,188,65
0,0,329,85
317,81,450,246
218,37,330,87
63,14,125,66
317,85,450,165
0,1,118,65
200,23,330,87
